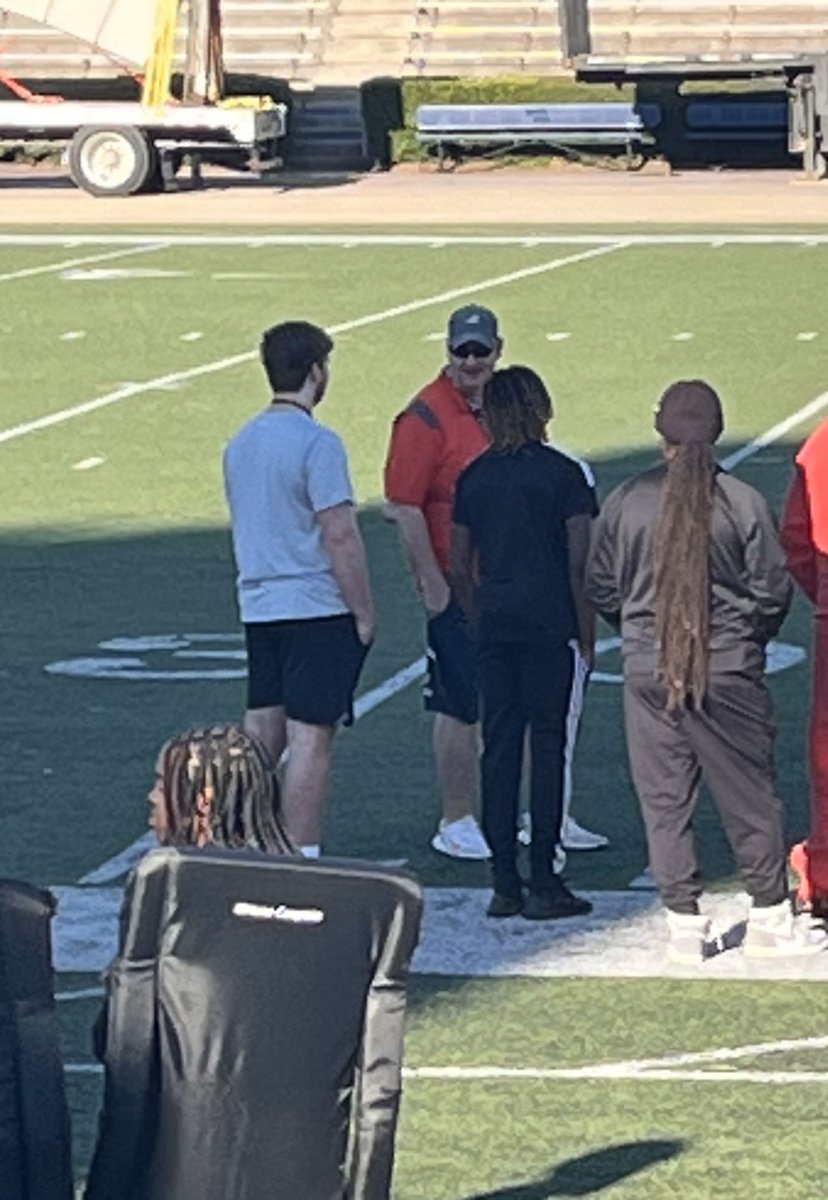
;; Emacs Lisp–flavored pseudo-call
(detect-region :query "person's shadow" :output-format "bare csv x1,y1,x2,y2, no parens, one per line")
462,1139,685,1198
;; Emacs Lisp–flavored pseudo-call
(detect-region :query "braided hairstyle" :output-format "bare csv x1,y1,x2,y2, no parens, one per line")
653,381,723,712
483,365,552,453
157,724,294,854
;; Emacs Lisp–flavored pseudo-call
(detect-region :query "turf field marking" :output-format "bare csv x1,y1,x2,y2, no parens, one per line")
77,656,428,885
58,1060,828,1081
797,331,819,341
0,241,626,447
405,1067,828,1084
720,389,828,471
60,331,86,341
72,457,105,471
0,243,166,283
4,233,828,247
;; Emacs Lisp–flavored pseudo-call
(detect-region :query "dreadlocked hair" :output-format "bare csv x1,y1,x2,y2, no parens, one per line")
483,365,552,454
654,443,716,711
159,724,295,854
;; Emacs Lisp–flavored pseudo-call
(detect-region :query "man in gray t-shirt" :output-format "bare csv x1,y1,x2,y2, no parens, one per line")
224,321,375,856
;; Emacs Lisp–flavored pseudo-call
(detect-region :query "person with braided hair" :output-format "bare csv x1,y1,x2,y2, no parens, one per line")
586,380,827,964
148,724,295,855
94,725,296,1062
452,365,596,920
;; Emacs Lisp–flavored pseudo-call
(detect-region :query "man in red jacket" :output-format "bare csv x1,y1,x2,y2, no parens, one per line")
781,418,828,912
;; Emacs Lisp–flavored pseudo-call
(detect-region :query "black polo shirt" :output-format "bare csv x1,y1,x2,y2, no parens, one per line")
453,441,598,644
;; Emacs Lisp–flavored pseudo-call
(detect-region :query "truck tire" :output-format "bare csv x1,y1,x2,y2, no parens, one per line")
68,126,155,197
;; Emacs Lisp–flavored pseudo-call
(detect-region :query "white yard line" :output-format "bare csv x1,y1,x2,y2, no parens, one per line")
0,242,626,447
79,656,428,885
722,390,828,470
0,243,166,283
405,1066,828,1085
2,233,828,247
406,1033,828,1081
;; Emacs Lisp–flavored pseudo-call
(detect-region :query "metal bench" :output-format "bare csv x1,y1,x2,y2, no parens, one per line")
415,100,660,166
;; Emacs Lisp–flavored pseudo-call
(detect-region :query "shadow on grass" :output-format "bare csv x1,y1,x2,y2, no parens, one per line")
462,1138,685,1198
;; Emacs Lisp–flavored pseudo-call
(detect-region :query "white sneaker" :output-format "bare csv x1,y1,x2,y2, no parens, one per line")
431,816,491,860
666,910,711,966
429,816,487,864
517,814,609,851
743,900,828,959
562,817,610,851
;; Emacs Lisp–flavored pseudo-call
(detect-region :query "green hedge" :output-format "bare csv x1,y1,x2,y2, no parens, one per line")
359,72,791,167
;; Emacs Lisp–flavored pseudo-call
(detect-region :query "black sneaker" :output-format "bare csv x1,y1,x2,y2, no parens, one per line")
522,881,592,921
486,891,524,918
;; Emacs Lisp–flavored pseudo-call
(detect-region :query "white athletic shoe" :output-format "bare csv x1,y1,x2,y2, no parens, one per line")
743,900,828,959
666,910,711,966
562,817,610,851
516,814,609,851
431,816,491,860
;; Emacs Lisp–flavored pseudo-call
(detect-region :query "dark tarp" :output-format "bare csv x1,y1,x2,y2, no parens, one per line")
0,879,73,1200
85,847,423,1200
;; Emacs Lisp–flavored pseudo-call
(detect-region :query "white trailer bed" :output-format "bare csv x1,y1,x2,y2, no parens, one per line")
0,99,287,194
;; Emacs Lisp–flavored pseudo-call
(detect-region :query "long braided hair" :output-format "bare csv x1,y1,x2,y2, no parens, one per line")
157,724,295,854
483,365,552,453
653,381,722,711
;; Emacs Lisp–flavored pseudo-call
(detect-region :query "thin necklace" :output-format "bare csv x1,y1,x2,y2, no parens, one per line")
271,398,312,417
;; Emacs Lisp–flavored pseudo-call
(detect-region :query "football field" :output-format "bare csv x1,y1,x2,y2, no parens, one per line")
2,227,828,1197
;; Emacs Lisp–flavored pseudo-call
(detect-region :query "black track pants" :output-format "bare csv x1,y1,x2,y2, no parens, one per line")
480,639,575,893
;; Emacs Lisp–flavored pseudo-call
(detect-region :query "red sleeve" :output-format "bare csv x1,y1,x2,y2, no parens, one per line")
780,464,818,603
383,411,441,507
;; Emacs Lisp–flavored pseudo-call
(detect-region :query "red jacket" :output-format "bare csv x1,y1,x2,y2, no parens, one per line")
781,420,828,616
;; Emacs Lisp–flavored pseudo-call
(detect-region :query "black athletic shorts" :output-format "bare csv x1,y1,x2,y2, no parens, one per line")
424,597,478,725
245,614,369,727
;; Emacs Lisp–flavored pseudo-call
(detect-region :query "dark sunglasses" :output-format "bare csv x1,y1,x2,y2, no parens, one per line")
451,342,493,360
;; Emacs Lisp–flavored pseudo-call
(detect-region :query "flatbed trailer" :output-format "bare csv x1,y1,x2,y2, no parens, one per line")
0,98,286,194
574,54,828,178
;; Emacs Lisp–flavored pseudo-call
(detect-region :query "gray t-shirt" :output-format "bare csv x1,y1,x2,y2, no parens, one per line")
223,408,354,622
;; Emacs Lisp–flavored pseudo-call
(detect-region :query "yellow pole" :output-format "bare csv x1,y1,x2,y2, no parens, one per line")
142,0,181,109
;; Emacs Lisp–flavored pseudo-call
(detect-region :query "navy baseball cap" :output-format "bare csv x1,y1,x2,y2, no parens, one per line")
447,305,499,350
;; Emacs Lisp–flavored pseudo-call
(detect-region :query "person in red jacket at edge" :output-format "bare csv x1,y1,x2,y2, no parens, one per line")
781,419,828,916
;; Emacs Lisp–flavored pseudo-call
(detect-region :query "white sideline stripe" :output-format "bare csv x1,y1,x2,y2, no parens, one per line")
78,657,428,885
0,243,165,283
0,242,626,447
4,233,828,247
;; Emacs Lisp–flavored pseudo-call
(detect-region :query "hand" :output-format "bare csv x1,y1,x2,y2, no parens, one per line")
579,640,595,671
356,616,375,646
422,577,451,619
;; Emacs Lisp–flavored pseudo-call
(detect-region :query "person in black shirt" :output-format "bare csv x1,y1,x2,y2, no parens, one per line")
452,366,596,920
586,380,827,963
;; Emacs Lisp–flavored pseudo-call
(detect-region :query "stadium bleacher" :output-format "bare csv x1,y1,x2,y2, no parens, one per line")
2,1,828,84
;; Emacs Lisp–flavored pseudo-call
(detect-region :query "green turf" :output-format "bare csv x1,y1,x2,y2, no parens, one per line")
2,231,827,1195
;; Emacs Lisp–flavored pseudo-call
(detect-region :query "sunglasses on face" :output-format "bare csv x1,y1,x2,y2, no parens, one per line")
451,342,493,360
